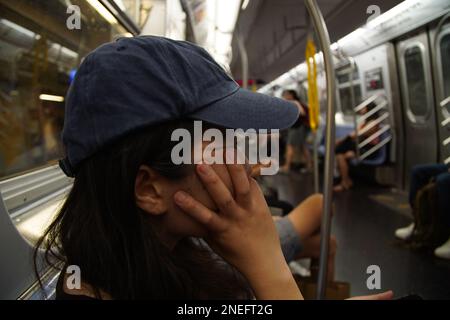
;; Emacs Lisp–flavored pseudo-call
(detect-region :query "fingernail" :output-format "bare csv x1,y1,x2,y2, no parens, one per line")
197,164,210,176
174,192,187,203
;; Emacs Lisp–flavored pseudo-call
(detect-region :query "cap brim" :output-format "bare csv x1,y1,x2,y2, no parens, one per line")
190,88,299,130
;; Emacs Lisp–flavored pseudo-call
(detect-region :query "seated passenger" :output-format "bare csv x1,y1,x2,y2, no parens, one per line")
34,36,391,300
252,166,338,281
280,90,313,173
395,163,450,259
334,103,380,192
274,194,337,281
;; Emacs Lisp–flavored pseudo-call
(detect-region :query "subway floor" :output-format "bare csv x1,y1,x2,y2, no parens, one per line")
263,171,450,300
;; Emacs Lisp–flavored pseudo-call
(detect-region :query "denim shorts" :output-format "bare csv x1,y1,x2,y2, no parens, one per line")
275,217,302,262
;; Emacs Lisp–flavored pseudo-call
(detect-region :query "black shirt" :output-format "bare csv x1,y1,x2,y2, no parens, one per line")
55,269,96,300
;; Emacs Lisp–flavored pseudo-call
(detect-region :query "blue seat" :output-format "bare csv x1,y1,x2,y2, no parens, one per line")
317,124,354,157
316,124,390,167
336,124,354,140
351,129,390,166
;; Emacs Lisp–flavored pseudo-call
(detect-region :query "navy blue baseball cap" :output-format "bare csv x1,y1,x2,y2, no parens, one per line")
60,36,299,177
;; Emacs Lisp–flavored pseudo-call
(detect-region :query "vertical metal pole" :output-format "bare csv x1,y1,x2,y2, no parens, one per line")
304,0,337,300
313,131,320,193
349,58,360,161
237,33,249,89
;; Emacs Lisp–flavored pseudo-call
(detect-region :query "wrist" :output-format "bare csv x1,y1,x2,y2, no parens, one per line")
242,252,303,300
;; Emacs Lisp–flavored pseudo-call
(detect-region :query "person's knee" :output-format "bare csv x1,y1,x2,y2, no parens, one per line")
436,173,450,199
436,172,450,187
308,193,323,205
308,193,324,215
411,165,424,181
344,151,355,159
411,164,447,181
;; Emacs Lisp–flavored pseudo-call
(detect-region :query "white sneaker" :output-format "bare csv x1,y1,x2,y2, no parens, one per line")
395,223,415,240
289,261,311,277
434,237,450,259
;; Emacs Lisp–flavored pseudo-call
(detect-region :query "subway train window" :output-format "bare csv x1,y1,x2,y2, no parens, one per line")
0,0,129,179
337,66,362,115
338,85,362,116
404,46,428,118
440,34,450,98
336,68,360,84
111,0,152,29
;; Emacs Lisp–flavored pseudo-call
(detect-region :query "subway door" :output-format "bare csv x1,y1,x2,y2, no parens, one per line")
396,31,439,187
430,22,450,165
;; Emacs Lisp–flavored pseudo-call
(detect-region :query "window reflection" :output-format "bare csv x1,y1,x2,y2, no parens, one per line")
113,0,153,28
404,46,428,118
440,34,450,99
339,85,362,116
0,0,129,179
337,66,362,116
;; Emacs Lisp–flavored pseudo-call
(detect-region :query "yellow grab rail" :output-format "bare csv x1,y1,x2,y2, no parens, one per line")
306,38,320,132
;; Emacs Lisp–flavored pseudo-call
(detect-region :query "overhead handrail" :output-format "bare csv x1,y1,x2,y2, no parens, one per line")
304,0,337,300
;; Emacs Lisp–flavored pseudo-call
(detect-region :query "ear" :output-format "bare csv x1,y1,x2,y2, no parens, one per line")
135,165,168,215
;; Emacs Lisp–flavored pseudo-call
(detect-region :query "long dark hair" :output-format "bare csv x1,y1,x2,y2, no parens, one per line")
33,120,252,299
282,89,300,102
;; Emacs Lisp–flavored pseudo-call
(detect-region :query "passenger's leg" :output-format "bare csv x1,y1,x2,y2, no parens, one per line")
276,194,337,280
286,194,324,240
408,164,449,208
434,173,450,259
301,145,313,171
334,152,354,191
343,151,356,187
296,234,337,281
397,164,449,240
282,144,294,172
436,172,450,230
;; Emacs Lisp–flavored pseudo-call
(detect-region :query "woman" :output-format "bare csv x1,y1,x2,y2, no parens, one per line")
334,103,381,192
34,36,392,300
280,90,313,173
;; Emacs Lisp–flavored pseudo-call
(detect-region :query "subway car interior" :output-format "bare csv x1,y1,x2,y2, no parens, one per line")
0,0,449,301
